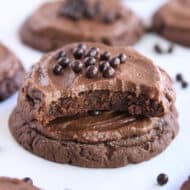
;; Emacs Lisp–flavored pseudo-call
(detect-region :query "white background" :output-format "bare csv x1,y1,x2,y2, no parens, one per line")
0,0,190,190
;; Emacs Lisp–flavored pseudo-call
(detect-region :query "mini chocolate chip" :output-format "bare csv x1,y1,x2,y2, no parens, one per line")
53,64,63,75
72,60,83,73
88,110,101,116
55,51,66,60
176,73,183,82
86,65,98,78
100,51,111,61
154,44,163,54
182,81,188,88
58,57,70,68
84,8,96,19
110,57,120,68
118,53,127,63
103,66,115,78
157,173,169,186
84,57,96,67
87,47,100,58
73,47,85,59
77,43,87,50
103,13,116,24
99,61,110,72
22,177,33,185
168,44,174,53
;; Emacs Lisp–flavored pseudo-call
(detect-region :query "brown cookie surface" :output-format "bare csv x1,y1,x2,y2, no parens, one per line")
181,177,190,190
0,43,25,102
153,0,190,46
20,0,144,52
9,99,179,168
0,177,39,190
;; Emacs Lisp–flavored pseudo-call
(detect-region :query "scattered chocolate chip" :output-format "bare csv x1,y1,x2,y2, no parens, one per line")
157,173,169,186
168,44,174,54
72,60,83,73
73,47,85,59
87,47,100,58
86,65,98,78
57,57,70,68
84,8,96,19
55,51,66,60
100,51,111,61
182,81,188,89
88,110,101,116
110,57,120,68
53,64,63,75
154,44,163,54
103,66,115,78
99,61,110,72
22,177,33,185
176,73,183,82
103,13,116,24
77,43,87,50
84,57,96,67
118,53,127,63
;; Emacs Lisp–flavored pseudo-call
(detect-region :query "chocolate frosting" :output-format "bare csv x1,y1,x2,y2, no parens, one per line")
0,43,23,83
20,0,144,51
21,43,175,121
153,0,190,45
0,177,38,190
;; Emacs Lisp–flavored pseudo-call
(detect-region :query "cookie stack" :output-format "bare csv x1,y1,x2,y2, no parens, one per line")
9,42,178,168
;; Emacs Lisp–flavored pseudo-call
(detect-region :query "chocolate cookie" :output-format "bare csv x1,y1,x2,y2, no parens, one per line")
9,101,178,168
153,0,190,46
9,42,178,168
0,177,39,190
181,177,190,190
0,43,25,102
20,42,175,125
20,0,144,52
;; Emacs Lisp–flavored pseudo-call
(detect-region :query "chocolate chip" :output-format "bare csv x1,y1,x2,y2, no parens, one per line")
84,57,96,67
103,13,116,24
55,51,66,60
176,73,183,82
88,110,101,116
86,65,98,78
100,51,111,61
22,177,33,185
57,57,70,68
118,53,127,63
154,44,163,54
77,43,87,50
53,64,63,75
103,66,115,78
157,173,169,186
99,61,110,72
73,47,85,59
182,81,188,89
84,8,96,19
72,60,83,73
168,44,174,53
110,57,120,68
87,47,100,58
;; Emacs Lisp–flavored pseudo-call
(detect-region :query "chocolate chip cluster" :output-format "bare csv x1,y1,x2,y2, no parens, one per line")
53,43,127,79
58,0,122,24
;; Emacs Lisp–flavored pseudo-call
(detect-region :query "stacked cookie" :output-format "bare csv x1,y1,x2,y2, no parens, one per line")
9,42,178,168
153,0,190,46
20,0,144,52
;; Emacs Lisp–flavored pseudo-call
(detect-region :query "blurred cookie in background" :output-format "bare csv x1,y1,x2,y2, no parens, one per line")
153,0,190,47
0,43,25,102
20,0,144,52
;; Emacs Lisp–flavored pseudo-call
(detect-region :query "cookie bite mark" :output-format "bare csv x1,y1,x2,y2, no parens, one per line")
19,0,144,52
19,42,175,125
